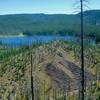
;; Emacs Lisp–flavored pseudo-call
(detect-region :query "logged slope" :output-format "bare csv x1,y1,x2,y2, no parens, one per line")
0,41,95,99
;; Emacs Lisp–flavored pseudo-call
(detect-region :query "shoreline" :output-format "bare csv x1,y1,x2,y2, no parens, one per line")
0,34,26,38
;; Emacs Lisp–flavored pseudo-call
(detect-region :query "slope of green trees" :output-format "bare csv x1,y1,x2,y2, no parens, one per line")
0,10,100,42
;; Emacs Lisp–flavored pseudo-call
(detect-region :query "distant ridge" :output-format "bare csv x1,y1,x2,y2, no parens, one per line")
0,10,100,41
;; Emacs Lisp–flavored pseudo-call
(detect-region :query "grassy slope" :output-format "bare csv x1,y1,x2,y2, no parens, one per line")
0,41,99,99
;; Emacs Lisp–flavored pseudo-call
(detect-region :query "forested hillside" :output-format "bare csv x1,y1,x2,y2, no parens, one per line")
0,10,100,41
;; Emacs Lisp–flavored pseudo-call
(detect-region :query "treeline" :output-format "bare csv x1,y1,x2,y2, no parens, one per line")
0,10,100,42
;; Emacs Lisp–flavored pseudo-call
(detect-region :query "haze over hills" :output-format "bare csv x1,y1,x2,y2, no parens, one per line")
0,10,100,41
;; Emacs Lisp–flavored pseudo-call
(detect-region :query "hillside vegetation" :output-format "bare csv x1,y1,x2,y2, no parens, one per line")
0,41,100,100
0,10,100,42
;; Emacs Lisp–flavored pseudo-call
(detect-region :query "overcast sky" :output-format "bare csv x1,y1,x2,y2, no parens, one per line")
0,0,100,15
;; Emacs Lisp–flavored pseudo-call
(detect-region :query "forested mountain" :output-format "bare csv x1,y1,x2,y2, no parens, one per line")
0,10,100,41
80,10,100,25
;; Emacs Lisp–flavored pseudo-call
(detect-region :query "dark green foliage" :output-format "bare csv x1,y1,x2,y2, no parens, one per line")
0,46,30,61
0,10,100,41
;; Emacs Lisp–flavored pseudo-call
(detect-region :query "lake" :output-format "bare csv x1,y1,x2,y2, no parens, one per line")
0,35,95,47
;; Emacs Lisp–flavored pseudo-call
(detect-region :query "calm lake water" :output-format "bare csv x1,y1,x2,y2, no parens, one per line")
0,35,95,47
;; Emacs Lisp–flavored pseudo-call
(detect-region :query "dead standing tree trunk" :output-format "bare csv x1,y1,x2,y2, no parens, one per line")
30,53,34,100
80,0,84,100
